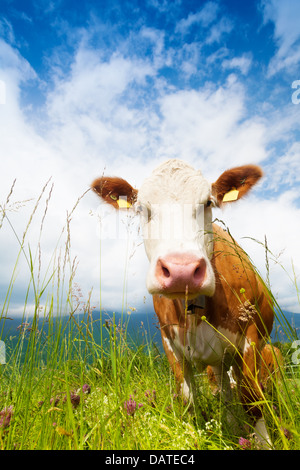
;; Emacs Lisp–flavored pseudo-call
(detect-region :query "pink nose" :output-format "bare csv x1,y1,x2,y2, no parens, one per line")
155,254,207,295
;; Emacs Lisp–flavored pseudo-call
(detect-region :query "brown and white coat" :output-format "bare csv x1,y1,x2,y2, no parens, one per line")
92,159,274,447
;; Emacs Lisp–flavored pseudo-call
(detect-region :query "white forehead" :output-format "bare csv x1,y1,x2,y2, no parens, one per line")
138,159,211,205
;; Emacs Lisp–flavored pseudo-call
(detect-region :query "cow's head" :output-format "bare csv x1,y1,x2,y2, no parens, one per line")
92,159,262,300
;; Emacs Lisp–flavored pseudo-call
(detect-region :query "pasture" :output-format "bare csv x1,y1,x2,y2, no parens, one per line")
0,181,299,451
1,309,300,450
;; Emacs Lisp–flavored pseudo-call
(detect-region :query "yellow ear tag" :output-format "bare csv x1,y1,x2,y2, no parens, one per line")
222,188,239,202
117,199,132,209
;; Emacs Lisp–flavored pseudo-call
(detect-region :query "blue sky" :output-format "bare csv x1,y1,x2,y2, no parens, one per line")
0,1,292,112
0,0,300,315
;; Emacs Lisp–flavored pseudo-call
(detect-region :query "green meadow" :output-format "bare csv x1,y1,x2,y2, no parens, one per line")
0,182,300,451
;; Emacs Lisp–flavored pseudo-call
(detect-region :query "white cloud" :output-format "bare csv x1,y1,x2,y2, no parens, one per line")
146,0,182,14
46,47,154,122
175,1,219,34
174,41,203,78
261,0,300,75
0,37,36,87
221,54,252,75
0,18,16,45
1,17,300,319
205,16,233,45
266,142,300,190
0,35,160,316
157,77,267,175
218,191,300,313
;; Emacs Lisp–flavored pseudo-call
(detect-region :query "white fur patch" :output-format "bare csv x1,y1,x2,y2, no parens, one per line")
137,159,215,297
254,417,272,449
171,322,242,370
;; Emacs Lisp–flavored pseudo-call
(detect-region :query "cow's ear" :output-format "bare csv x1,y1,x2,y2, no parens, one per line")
91,176,138,210
211,165,263,207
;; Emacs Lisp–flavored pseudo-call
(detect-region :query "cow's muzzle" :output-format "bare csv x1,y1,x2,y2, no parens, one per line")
154,254,207,298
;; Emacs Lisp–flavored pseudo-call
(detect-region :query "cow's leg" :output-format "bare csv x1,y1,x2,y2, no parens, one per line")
210,362,242,435
240,329,272,449
210,364,233,402
161,330,194,405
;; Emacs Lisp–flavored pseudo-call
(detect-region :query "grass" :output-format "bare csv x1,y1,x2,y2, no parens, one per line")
0,322,239,450
0,312,234,450
0,182,300,450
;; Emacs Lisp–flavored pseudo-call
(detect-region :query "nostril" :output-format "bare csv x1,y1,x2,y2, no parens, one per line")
193,260,206,283
162,266,170,278
194,267,200,281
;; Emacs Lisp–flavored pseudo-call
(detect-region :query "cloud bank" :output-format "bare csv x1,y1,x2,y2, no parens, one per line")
0,0,300,316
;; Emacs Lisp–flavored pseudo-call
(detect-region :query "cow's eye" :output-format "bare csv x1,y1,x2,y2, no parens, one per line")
206,200,212,207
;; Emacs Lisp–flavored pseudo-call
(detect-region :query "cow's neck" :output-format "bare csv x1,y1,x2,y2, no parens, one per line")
187,295,205,314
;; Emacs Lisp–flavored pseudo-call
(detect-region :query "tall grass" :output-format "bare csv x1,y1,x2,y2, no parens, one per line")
0,183,300,450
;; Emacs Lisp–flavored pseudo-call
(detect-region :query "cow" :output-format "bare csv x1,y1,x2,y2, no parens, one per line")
91,159,274,448
207,344,283,391
260,344,284,387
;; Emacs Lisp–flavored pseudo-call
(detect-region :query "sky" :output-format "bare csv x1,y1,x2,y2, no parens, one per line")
0,0,300,317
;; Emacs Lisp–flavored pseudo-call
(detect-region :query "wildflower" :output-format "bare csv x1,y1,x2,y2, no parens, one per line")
205,418,221,433
62,392,80,408
145,389,157,408
70,393,80,408
16,322,31,334
82,384,91,394
124,396,136,416
124,395,143,416
165,405,172,414
239,437,251,450
282,427,292,440
127,306,137,315
0,405,13,429
50,395,60,406
238,300,256,322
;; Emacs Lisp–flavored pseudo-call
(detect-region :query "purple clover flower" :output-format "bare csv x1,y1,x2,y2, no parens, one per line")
70,392,80,408
82,384,91,394
145,389,157,408
124,395,143,416
282,427,292,440
50,396,60,406
239,437,251,450
62,392,80,408
0,405,13,429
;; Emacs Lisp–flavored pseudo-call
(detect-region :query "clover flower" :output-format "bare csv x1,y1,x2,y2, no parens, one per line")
70,392,80,408
50,395,60,406
239,437,251,449
124,395,143,416
82,384,91,394
0,405,13,428
145,389,156,408
62,392,80,408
